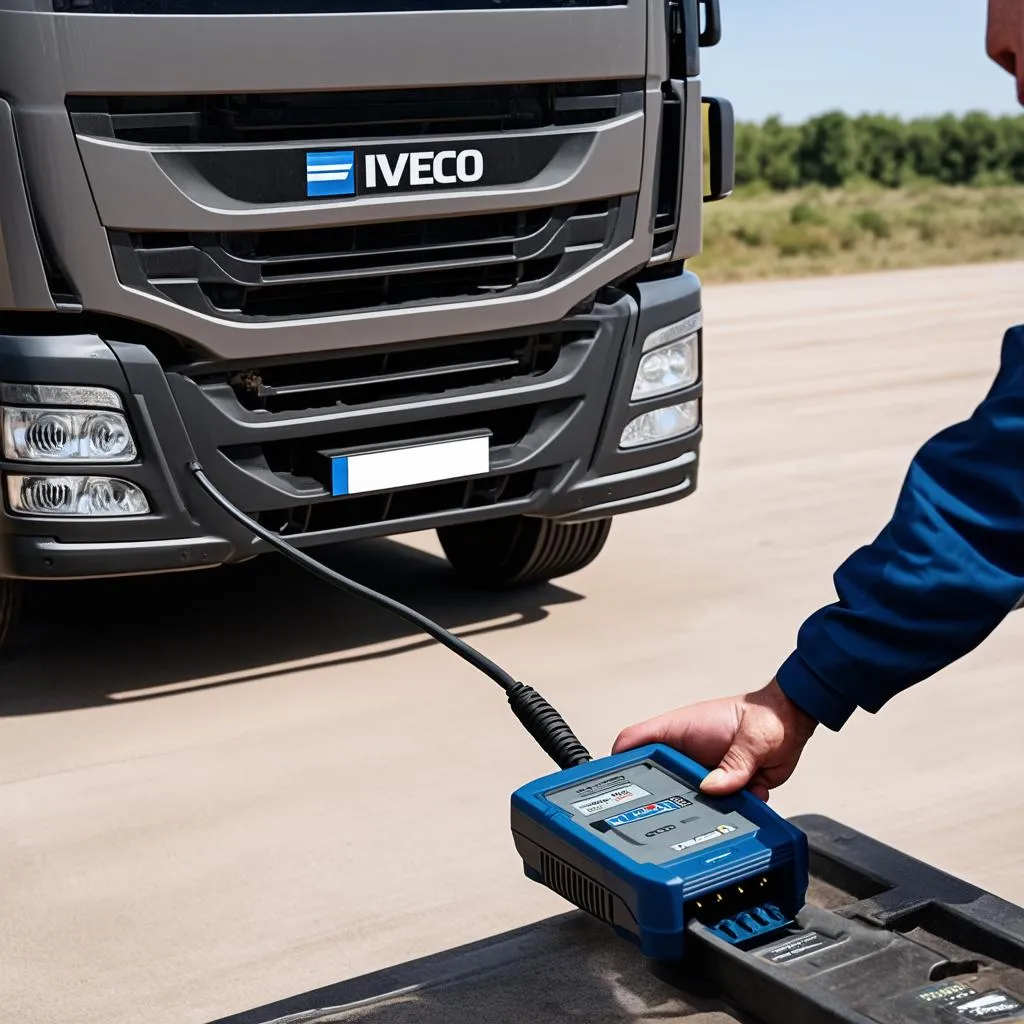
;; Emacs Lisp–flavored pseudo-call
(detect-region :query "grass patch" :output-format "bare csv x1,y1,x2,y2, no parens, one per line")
689,184,1024,283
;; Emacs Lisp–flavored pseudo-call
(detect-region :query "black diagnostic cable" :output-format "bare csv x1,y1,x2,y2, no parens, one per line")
189,462,592,770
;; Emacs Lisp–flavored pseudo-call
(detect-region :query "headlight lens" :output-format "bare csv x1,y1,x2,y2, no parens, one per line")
6,475,150,517
3,407,136,462
632,329,699,401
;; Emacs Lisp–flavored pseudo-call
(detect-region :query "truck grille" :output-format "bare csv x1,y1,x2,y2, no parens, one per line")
214,327,586,414
68,80,643,145
110,199,628,321
168,303,614,534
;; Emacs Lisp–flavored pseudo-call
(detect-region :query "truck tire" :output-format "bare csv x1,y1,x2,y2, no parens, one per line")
0,580,21,655
438,516,612,589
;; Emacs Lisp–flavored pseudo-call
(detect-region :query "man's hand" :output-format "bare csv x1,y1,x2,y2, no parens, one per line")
611,680,818,800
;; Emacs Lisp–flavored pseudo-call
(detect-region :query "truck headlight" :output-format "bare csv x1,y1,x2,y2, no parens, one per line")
6,475,150,517
620,401,699,449
0,383,124,410
632,327,699,401
2,407,137,462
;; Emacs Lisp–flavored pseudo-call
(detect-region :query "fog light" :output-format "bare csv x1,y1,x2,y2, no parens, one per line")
3,407,137,462
620,401,699,449
632,325,699,401
6,475,150,517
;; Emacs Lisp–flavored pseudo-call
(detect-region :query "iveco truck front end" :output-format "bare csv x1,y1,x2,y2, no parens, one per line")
0,0,732,651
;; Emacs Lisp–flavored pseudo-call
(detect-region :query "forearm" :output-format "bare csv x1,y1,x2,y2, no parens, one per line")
777,326,1024,730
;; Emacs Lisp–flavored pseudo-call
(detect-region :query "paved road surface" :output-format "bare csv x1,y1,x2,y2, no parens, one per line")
3,262,1023,1024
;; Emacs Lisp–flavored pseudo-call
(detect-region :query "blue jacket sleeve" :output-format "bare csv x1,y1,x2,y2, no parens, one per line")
775,324,1024,731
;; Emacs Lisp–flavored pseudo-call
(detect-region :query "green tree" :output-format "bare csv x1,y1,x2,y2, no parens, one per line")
905,117,943,180
999,115,1024,182
960,110,1005,181
733,121,763,187
853,114,907,187
797,111,857,188
728,110,1024,191
758,116,800,190
935,115,972,184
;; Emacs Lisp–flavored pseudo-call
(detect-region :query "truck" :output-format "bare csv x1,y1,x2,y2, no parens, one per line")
0,0,733,653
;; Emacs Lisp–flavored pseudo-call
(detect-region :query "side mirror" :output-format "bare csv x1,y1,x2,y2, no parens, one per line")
702,96,735,203
698,0,722,47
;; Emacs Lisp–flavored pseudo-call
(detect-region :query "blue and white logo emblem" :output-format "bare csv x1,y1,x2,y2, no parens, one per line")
604,797,691,829
306,150,356,198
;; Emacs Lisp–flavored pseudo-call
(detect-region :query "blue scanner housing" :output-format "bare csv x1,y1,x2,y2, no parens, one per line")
510,744,809,961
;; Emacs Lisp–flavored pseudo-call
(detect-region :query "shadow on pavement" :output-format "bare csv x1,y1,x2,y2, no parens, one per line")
0,538,583,717
206,913,742,1024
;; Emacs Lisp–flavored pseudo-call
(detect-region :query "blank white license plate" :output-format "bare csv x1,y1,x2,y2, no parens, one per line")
330,434,490,496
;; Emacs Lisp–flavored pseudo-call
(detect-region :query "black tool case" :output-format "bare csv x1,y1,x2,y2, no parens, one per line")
212,816,1024,1024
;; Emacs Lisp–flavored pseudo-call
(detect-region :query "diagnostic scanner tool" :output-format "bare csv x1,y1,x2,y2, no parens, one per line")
511,743,808,961
187,463,810,965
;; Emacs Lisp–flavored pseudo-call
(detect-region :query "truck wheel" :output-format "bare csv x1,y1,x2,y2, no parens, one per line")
0,580,21,654
438,516,612,589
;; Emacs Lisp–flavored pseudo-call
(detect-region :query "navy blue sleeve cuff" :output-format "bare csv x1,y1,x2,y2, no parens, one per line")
775,651,858,732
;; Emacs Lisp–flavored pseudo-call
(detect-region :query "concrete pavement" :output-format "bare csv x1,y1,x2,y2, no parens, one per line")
3,261,1023,1024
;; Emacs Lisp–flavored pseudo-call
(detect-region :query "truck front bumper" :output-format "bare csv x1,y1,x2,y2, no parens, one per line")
0,273,702,580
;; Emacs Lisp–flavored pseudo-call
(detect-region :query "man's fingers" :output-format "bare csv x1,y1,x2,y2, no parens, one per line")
611,716,669,754
612,682,814,800
611,723,649,754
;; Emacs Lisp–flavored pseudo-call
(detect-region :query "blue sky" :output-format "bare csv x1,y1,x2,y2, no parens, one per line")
700,0,1021,123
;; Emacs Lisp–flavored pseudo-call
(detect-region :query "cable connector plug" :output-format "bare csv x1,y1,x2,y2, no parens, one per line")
506,682,592,770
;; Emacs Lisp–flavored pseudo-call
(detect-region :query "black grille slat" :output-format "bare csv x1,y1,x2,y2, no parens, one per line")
277,467,544,536
651,86,683,258
219,209,553,261
257,405,541,471
132,208,557,283
266,357,518,397
228,247,519,286
112,200,621,321
210,328,584,412
69,81,643,145
202,257,562,318
539,850,614,924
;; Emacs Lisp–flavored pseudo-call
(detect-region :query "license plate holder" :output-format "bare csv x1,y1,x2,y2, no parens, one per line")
320,432,491,497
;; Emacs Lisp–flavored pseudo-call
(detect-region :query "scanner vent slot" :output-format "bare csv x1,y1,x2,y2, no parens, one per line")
539,850,614,925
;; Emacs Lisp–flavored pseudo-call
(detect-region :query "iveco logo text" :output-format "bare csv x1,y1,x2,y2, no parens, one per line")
306,148,484,198
364,150,485,189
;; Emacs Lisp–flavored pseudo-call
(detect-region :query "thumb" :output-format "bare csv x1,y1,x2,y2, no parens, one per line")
699,739,761,796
